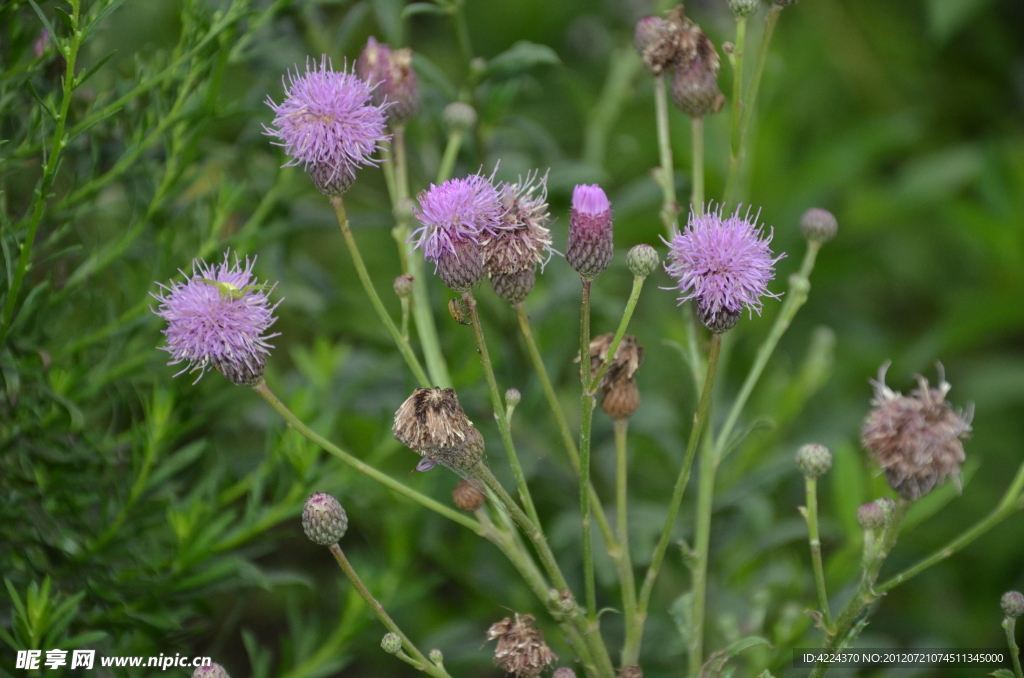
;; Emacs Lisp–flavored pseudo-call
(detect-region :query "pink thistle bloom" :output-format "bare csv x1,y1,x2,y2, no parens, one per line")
264,56,389,195
152,253,280,386
663,207,784,331
567,184,614,278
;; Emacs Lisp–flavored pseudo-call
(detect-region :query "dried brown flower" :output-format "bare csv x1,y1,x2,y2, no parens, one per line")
634,8,699,76
481,172,553,293
601,377,641,420
587,334,645,393
487,613,557,678
393,388,485,470
861,363,972,501
452,478,486,511
670,29,724,118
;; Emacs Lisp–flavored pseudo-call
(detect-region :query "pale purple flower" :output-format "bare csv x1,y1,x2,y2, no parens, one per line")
663,207,784,329
152,254,280,386
264,56,389,195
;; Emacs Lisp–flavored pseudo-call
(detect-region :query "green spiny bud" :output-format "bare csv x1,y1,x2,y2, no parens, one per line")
800,208,838,244
381,633,402,654
1002,591,1024,619
795,443,832,478
627,244,660,278
443,102,477,134
393,274,414,298
728,0,760,17
505,388,521,408
856,502,886,529
301,492,348,545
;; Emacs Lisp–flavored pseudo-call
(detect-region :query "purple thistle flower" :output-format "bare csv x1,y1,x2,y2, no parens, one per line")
411,173,507,291
662,207,784,332
264,56,389,195
567,184,614,278
152,253,280,386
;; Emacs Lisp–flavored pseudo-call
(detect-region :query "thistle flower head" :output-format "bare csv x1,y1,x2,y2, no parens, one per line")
482,170,555,277
192,664,230,678
301,492,349,545
795,443,832,478
634,9,693,75
356,37,419,124
152,253,280,386
586,334,645,420
662,206,784,332
861,363,972,501
567,184,614,278
670,29,724,118
393,387,485,471
264,56,389,195
486,613,557,678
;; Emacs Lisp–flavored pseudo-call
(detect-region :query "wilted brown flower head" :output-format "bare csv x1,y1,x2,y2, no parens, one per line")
487,613,557,678
584,334,645,420
670,29,724,118
452,478,486,511
861,363,972,501
634,8,698,75
393,388,485,470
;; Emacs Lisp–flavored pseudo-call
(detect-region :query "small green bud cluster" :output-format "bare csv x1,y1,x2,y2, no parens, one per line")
795,443,832,478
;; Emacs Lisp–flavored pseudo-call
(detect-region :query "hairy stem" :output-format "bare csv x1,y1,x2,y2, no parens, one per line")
690,117,704,216
724,15,747,209
329,544,452,678
653,74,679,236
1005,617,1023,678
253,381,481,533
615,419,641,667
331,196,431,388
689,433,717,676
805,476,833,631
579,278,597,621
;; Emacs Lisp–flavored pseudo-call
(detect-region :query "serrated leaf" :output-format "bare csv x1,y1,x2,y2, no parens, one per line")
480,41,560,81
401,2,449,19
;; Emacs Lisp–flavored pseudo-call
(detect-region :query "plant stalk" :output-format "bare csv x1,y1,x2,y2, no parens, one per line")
805,475,833,631
1006,617,1023,678
436,130,464,184
615,418,641,667
690,117,704,216
579,278,597,621
653,73,679,236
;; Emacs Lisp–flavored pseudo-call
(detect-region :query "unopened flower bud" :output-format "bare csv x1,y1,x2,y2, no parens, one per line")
505,388,521,408
728,0,760,17
874,497,897,524
443,102,477,134
1002,591,1024,619
856,502,886,529
553,669,577,678
796,443,832,478
302,492,348,545
193,663,230,678
381,633,402,654
491,267,537,304
800,208,838,244
429,649,444,665
670,31,724,118
452,478,486,511
627,244,660,278
601,378,641,420
568,184,614,278
393,273,414,298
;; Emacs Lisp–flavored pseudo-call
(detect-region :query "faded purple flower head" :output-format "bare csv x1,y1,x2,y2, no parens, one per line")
152,253,280,386
411,173,507,291
663,207,783,331
482,170,555,277
264,56,389,195
567,184,614,278
356,37,418,124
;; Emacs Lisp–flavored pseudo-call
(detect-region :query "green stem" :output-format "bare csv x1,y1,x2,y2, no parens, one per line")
877,460,1024,594
805,476,833,631
690,117,704,217
724,5,782,208
252,381,480,533
724,16,747,210
436,130,464,184
713,240,820,460
689,432,717,676
330,196,431,388
653,74,679,236
579,278,597,621
329,544,452,678
637,333,722,622
2,0,82,341
463,292,541,526
615,419,641,667
589,275,646,392
390,126,410,273
1005,617,1023,678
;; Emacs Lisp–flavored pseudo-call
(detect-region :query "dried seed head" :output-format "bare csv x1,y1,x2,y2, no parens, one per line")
728,0,760,17
393,273,414,298
487,613,557,678
444,101,478,133
568,184,614,278
192,663,230,678
302,492,348,545
634,9,694,75
587,334,645,393
1002,591,1024,619
861,363,971,501
856,502,886,529
627,244,660,278
393,387,485,471
800,208,838,244
670,30,724,118
452,478,486,511
381,633,402,654
795,443,832,478
601,377,641,419
553,669,577,678
620,666,643,678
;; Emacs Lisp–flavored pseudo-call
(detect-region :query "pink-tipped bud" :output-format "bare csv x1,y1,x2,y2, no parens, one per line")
796,443,832,478
553,669,577,678
192,664,230,678
302,492,349,545
800,207,838,244
856,502,886,529
568,184,614,278
1002,591,1024,619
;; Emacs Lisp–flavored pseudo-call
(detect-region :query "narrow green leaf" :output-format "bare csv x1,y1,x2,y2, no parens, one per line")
480,41,560,81
53,7,74,31
75,51,116,89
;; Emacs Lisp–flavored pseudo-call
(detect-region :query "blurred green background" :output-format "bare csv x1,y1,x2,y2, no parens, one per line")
2,0,1024,676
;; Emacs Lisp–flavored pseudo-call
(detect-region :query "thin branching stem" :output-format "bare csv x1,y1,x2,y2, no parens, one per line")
805,476,833,631
436,130,465,184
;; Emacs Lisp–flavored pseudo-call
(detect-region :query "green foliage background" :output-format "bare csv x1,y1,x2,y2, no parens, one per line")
2,0,1023,676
